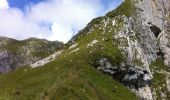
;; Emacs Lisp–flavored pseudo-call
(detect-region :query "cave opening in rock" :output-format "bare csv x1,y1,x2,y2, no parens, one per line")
149,25,161,37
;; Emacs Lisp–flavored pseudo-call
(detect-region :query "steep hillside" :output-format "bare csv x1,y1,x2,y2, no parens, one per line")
0,37,63,73
0,10,137,100
0,0,169,100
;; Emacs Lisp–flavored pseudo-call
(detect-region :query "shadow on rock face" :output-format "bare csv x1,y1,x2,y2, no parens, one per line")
149,25,161,38
95,58,152,90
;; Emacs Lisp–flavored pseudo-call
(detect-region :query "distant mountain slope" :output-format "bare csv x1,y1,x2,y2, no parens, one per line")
0,37,63,73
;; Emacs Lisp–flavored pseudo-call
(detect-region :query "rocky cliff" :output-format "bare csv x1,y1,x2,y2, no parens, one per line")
68,0,170,99
0,37,63,73
98,0,170,99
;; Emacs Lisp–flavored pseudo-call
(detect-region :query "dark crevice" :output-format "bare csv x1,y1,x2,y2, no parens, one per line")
95,58,151,90
149,25,161,37
156,48,165,59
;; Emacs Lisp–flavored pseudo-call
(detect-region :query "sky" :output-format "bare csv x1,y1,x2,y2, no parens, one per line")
0,0,122,43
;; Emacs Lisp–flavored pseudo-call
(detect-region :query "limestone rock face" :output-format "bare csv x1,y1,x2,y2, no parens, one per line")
133,1,170,99
0,37,63,73
96,58,153,100
135,0,170,67
88,0,170,99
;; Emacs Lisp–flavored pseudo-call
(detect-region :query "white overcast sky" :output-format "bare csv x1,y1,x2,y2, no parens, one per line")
0,0,122,43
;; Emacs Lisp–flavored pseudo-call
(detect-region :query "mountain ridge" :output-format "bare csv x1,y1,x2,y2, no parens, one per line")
0,36,63,73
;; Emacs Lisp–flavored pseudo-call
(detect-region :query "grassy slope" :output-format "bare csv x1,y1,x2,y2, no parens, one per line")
0,29,137,100
106,0,135,18
0,1,137,100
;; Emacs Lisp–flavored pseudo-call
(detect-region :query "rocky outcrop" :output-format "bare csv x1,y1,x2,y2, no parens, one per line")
133,0,170,99
83,0,170,99
0,37,63,73
96,58,152,100
30,50,63,68
112,0,170,99
134,0,170,67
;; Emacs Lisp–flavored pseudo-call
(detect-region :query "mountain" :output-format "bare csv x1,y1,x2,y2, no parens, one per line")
0,0,170,100
0,37,63,73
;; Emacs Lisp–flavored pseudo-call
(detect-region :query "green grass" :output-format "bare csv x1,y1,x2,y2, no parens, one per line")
0,49,137,100
150,58,170,100
0,40,137,100
106,0,135,18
